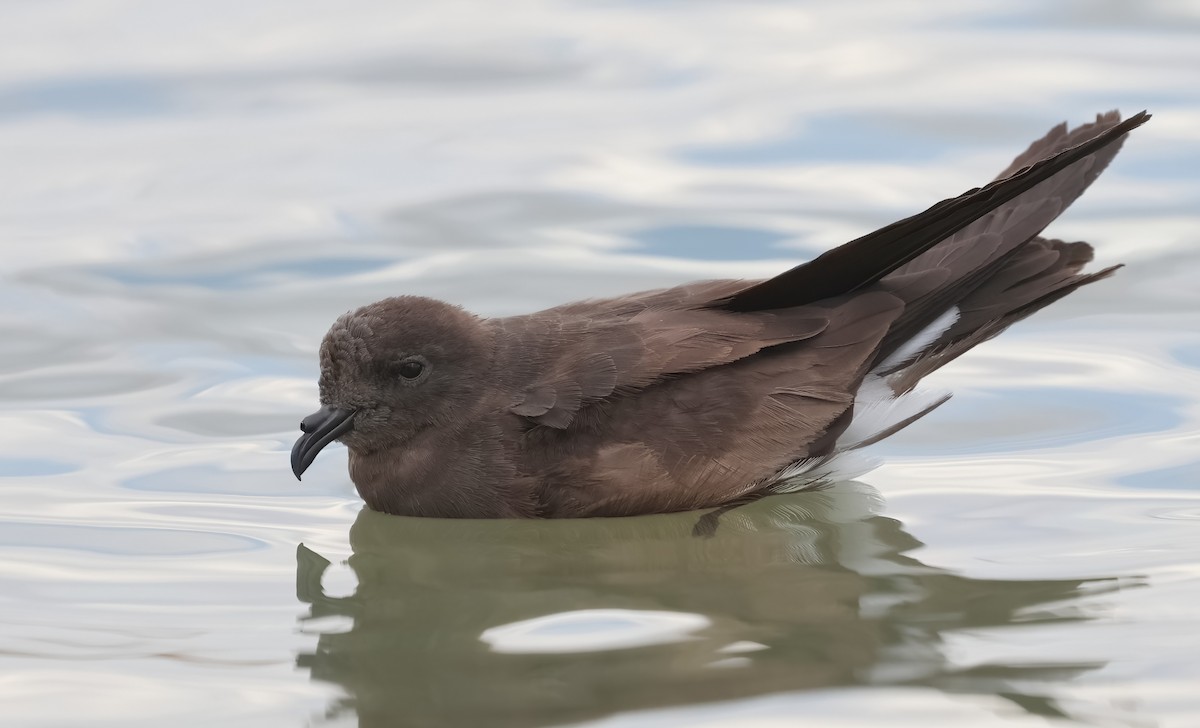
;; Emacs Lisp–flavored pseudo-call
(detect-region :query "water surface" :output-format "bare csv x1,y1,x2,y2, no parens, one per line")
2,2,1199,726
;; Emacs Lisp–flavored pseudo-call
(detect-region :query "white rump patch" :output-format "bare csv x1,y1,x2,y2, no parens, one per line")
839,306,958,451
767,307,959,492
879,306,960,373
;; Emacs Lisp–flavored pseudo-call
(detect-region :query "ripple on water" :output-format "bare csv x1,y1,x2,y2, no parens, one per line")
0,369,179,401
154,410,295,438
0,2,1197,727
480,609,713,654
0,522,267,557
0,458,77,477
1119,461,1200,491
627,224,794,260
873,386,1184,456
1148,507,1200,521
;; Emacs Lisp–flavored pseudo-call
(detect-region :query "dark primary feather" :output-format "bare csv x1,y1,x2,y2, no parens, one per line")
307,111,1148,520
717,111,1148,313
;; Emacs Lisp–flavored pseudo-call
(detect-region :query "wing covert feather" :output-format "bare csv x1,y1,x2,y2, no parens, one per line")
494,304,829,428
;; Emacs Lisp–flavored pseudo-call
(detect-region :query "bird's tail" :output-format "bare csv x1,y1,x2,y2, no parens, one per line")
874,111,1134,390
771,112,1140,489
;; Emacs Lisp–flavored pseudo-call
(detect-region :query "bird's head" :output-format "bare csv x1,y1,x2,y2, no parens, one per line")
290,296,494,479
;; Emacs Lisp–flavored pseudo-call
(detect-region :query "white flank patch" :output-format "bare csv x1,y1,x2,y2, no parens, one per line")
768,307,959,492
837,379,951,451
771,451,881,493
839,306,959,450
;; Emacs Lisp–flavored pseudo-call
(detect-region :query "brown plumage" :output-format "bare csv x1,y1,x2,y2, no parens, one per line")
291,111,1149,519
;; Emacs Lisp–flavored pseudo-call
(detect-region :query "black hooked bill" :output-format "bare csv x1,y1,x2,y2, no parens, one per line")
291,405,355,479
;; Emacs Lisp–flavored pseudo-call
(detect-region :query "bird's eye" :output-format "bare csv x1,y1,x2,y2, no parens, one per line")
398,360,424,380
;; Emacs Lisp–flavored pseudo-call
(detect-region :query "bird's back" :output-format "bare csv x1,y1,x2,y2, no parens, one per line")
493,111,1145,518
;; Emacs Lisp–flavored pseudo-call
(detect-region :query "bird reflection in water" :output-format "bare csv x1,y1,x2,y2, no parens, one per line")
295,484,1129,727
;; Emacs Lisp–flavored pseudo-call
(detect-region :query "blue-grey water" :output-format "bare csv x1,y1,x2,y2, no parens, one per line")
2,2,1198,726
